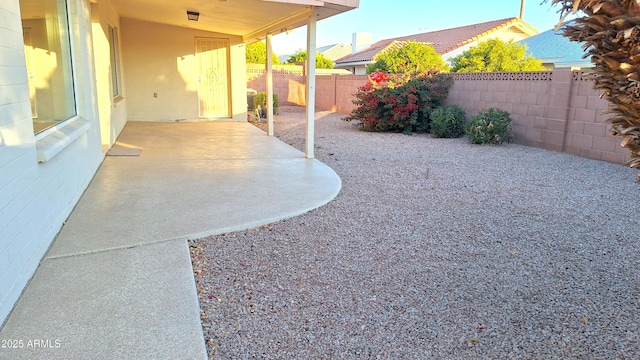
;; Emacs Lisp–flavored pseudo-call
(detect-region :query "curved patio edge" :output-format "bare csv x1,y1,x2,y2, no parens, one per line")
45,122,343,259
176,157,343,242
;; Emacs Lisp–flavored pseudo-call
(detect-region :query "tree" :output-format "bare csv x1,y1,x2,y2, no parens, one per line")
366,41,449,74
285,50,334,69
544,0,640,171
450,39,545,73
245,41,280,64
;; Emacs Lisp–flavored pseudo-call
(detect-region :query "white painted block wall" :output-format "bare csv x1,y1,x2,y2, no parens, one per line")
0,0,105,324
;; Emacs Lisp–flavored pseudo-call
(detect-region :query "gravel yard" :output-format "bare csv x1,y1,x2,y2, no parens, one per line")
190,106,640,359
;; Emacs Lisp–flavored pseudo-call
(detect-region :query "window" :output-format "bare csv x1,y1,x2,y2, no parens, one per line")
108,25,122,98
20,0,77,135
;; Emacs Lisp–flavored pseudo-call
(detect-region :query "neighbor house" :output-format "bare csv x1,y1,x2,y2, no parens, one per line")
0,0,359,324
278,42,351,64
517,25,592,70
317,43,352,61
336,17,539,74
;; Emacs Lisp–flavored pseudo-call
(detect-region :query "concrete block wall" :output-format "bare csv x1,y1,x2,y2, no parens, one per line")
246,66,354,109
566,73,629,164
315,75,336,111
316,74,363,114
247,68,631,166
247,70,306,106
447,69,631,165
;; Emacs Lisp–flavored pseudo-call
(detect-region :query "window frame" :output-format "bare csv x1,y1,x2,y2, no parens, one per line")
27,0,79,138
31,0,90,162
108,24,122,99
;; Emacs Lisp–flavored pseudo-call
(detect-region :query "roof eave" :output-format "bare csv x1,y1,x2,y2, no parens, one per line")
554,60,594,68
511,19,541,36
443,18,540,55
335,60,374,67
244,2,359,43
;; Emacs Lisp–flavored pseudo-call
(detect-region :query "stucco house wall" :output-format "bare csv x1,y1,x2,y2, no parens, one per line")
121,18,247,122
0,0,104,323
91,0,128,149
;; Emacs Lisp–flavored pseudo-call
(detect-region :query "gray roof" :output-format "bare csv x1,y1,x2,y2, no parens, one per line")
517,27,592,67
316,44,337,53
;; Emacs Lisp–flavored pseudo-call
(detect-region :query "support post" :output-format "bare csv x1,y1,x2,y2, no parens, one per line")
266,34,274,136
305,10,317,159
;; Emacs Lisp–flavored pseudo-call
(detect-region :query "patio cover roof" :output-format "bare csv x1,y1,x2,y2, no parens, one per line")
102,0,359,43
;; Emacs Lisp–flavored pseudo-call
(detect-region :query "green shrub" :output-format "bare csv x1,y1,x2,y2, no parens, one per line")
254,92,279,114
467,108,512,144
430,105,467,138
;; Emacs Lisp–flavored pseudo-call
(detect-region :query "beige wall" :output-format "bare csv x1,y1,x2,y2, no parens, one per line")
120,18,246,122
91,0,128,149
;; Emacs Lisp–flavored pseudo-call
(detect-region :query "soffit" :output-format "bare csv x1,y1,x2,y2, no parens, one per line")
105,0,357,43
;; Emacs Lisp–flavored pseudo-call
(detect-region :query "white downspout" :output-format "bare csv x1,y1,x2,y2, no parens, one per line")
305,9,317,159
266,33,275,136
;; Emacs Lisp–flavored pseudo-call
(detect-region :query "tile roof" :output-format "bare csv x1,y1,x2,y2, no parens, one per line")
336,17,536,64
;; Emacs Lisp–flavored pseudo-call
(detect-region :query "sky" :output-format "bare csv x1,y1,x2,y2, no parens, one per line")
270,0,574,56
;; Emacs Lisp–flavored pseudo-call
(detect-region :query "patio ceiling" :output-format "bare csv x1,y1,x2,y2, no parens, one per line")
103,0,359,43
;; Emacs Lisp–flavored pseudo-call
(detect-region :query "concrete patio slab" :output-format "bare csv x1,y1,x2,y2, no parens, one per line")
0,121,342,359
0,240,205,360
113,121,304,161
47,157,339,258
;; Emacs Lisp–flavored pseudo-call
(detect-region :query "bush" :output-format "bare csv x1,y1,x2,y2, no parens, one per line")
366,41,449,74
450,38,545,73
254,92,279,114
429,105,467,138
343,71,453,134
286,50,334,69
467,108,512,144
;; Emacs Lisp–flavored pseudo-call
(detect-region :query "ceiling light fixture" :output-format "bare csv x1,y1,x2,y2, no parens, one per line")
187,11,200,21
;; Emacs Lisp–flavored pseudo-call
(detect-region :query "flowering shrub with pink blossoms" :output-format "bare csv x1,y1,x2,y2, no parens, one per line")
343,71,453,134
